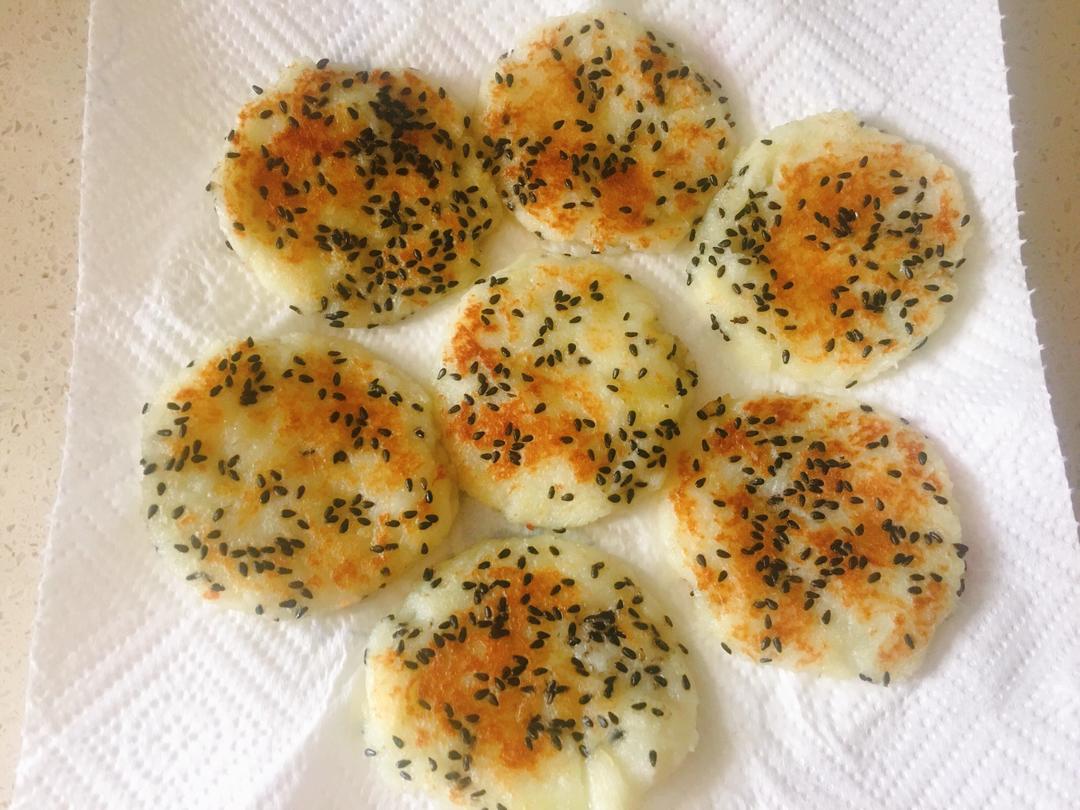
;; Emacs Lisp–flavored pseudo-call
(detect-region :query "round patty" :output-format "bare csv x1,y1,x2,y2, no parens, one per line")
434,254,697,528
212,63,501,327
663,394,966,683
688,111,971,388
479,10,737,252
140,334,458,618
363,536,698,809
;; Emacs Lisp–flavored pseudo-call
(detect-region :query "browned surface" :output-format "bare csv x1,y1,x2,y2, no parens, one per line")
370,540,689,795
756,142,964,369
146,337,451,608
445,294,609,484
670,396,961,672
396,566,576,772
218,65,496,325
225,69,456,266
482,11,732,250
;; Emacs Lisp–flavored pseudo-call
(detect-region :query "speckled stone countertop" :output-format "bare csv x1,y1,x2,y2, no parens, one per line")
0,0,1076,805
0,1,86,805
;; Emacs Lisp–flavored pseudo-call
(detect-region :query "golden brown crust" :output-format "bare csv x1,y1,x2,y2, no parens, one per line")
479,11,736,251
215,65,499,326
364,538,698,805
666,394,965,682
385,565,576,771
433,255,696,527
690,112,971,387
141,334,457,618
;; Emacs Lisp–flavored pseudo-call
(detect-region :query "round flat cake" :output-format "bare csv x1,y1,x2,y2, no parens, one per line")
140,334,458,618
688,112,971,388
663,394,966,683
212,63,500,327
479,10,737,252
434,254,697,528
363,537,698,809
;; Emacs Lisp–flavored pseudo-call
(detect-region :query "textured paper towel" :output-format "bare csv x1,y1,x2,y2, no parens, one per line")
14,0,1080,808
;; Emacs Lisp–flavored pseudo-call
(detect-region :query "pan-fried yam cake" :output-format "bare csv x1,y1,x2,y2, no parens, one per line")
363,537,698,810
689,112,971,388
664,395,966,683
434,255,697,528
140,334,457,619
212,63,500,327
479,10,737,252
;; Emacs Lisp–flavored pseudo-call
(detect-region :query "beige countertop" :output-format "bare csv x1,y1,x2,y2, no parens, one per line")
0,0,1076,805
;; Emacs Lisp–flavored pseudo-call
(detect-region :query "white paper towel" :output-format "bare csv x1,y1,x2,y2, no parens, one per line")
14,0,1080,808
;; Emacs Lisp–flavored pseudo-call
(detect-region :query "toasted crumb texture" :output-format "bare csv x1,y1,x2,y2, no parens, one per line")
140,334,457,618
689,112,971,388
364,536,698,809
212,64,500,327
664,394,965,682
479,10,736,252
434,254,697,528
